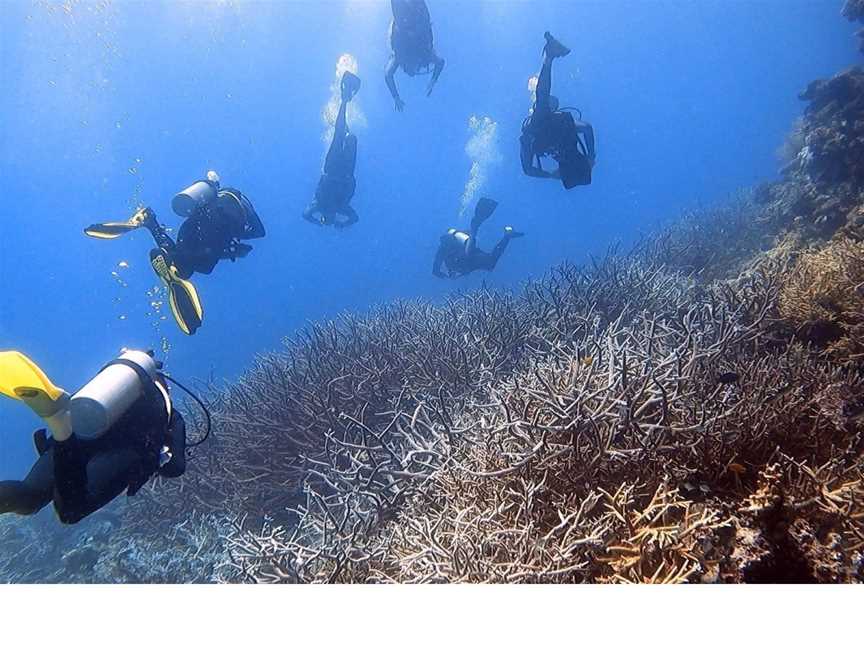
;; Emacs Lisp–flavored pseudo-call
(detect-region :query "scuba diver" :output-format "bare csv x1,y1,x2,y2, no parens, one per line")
84,172,265,335
520,32,596,189
0,349,207,525
385,0,445,112
433,197,524,279
303,71,362,229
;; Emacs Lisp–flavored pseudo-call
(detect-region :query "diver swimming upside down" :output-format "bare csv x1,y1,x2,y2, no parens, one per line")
520,32,596,189
304,71,362,230
85,172,265,335
386,0,445,112
433,197,524,279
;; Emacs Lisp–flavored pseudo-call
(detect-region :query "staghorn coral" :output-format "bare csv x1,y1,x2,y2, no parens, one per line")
217,251,864,584
3,11,864,582
3,198,862,583
779,237,864,358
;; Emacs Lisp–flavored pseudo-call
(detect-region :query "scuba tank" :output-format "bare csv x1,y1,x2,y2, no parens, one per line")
171,171,221,218
69,350,159,440
1,349,212,447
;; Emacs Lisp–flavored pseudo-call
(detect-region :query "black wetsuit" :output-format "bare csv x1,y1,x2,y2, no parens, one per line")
520,37,595,188
304,82,359,228
433,199,517,278
386,0,445,109
147,186,264,278
0,376,186,525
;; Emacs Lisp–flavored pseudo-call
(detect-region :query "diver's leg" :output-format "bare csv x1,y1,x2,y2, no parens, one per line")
0,451,54,516
53,440,140,525
391,0,410,22
469,249,498,272
325,99,350,174
344,133,358,177
535,50,554,114
142,209,178,255
535,32,569,114
334,205,359,229
470,198,498,237
486,235,514,270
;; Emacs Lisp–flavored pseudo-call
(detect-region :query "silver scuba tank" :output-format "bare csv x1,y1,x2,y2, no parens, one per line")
171,172,220,218
68,350,158,440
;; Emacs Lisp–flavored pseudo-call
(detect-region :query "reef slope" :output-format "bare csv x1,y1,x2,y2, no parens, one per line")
3,9,864,585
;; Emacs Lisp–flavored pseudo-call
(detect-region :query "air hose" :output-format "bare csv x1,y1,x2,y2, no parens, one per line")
162,373,212,449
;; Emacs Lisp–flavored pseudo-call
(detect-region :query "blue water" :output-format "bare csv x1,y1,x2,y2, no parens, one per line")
0,0,856,477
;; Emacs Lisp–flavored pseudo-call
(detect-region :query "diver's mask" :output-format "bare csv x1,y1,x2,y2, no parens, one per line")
171,171,221,218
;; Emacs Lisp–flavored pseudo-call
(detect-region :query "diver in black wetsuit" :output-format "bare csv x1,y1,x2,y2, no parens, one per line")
520,32,596,189
433,198,524,279
84,172,265,335
0,350,188,525
304,71,362,229
386,0,445,112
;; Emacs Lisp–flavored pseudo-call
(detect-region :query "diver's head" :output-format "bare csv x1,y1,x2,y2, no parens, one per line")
447,228,457,236
206,170,221,187
549,95,560,112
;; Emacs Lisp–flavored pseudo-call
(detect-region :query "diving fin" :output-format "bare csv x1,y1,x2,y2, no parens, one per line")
150,249,203,335
543,31,570,59
84,207,150,240
0,351,68,415
471,197,499,232
0,351,72,439
341,71,362,102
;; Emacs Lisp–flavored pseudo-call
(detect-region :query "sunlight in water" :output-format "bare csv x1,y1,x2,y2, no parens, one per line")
459,115,502,219
321,53,367,149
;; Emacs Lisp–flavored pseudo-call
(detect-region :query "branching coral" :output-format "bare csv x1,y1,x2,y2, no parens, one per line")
779,237,864,358
4,18,864,583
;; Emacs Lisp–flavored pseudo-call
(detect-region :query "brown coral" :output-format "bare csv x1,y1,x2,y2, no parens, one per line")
779,237,864,358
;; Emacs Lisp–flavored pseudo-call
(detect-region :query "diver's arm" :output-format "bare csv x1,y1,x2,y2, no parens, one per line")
426,55,445,97
520,136,557,178
385,56,405,112
158,411,186,479
432,246,447,278
303,203,323,226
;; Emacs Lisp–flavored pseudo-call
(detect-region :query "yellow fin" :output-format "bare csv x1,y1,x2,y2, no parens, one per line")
0,351,68,417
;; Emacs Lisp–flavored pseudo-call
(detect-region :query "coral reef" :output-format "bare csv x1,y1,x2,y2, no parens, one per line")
779,237,864,358
761,64,864,240
2,5,864,585
216,254,864,584
843,0,864,53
